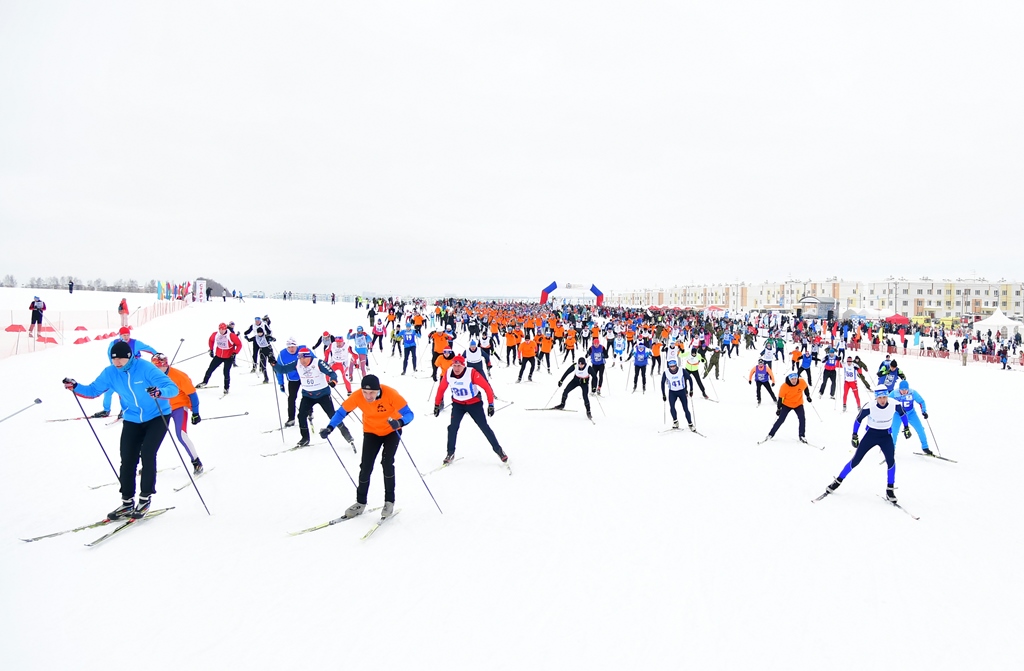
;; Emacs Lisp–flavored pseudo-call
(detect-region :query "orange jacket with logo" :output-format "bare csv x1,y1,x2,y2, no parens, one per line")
340,385,411,437
519,340,538,358
779,378,809,408
166,366,197,412
539,336,553,353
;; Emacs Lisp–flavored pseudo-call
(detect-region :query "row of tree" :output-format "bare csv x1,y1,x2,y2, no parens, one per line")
1,275,160,292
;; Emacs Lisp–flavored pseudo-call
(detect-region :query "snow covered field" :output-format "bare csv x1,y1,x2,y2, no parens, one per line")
1,294,1021,670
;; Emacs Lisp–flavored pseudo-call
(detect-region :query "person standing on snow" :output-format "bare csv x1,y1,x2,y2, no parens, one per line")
63,340,178,520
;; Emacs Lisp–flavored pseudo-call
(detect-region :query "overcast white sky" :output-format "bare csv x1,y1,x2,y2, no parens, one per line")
1,1,1022,297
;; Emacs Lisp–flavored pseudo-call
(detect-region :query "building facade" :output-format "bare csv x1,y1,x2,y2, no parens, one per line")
607,278,1023,319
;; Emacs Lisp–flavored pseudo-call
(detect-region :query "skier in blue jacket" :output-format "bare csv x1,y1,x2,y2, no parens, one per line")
92,326,158,419
64,339,178,520
889,380,931,454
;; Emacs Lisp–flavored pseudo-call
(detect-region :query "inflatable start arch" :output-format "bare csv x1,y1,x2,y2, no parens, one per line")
539,281,604,307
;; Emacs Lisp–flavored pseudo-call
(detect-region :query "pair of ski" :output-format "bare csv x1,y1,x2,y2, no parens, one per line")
289,506,400,540
21,507,175,545
260,441,327,457
172,467,216,492
46,415,120,423
659,426,707,438
812,491,919,520
423,456,513,477
527,406,595,425
757,436,825,450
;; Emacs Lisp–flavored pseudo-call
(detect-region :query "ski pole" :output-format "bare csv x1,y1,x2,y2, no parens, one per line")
152,397,210,515
169,339,185,365
324,436,357,489
203,411,249,421
925,417,942,457
67,389,119,480
543,386,558,409
1,398,42,424
397,432,443,514
176,350,210,365
808,400,823,423
425,376,437,402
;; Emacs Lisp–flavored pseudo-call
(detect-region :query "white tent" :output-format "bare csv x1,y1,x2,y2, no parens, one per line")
974,310,1020,332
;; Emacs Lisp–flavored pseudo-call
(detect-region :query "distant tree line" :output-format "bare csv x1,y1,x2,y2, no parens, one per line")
1,275,160,293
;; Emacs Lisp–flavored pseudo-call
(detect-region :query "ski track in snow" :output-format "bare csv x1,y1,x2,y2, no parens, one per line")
1,288,1021,670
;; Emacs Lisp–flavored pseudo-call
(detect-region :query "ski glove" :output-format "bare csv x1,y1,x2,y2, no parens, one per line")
433,404,442,417
903,427,912,439
922,412,928,419
851,434,859,448
146,386,161,398
268,355,277,367
319,426,333,439
209,350,214,358
748,380,752,385
662,394,667,402
487,404,495,417
387,417,403,431
557,380,563,387
62,378,77,390
328,379,337,388
191,414,201,425
280,384,286,392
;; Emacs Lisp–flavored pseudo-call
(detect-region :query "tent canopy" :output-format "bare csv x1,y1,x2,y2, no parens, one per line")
974,309,1019,329
885,314,910,325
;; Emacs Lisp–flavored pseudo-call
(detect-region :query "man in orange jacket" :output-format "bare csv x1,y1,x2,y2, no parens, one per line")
517,333,538,382
763,372,813,443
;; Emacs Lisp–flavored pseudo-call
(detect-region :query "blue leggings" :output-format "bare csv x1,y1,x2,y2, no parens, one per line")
668,389,692,423
840,428,895,486
890,411,927,450
169,407,200,461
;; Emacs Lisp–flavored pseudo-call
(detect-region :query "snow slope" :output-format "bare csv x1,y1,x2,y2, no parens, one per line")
1,298,1020,670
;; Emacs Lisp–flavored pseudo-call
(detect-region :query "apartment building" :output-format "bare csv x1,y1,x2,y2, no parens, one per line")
607,278,1023,318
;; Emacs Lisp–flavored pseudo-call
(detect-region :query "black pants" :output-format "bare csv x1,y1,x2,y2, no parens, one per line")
518,356,535,380
356,431,400,504
250,341,260,368
537,351,550,371
819,369,837,397
506,345,517,366
257,346,272,381
468,361,487,380
447,402,503,455
403,347,417,373
591,363,605,391
372,334,384,351
298,393,336,441
668,389,692,423
755,380,776,403
769,405,806,438
203,356,233,390
431,351,444,380
561,376,591,412
119,416,168,500
561,348,576,362
286,380,301,421
633,365,647,389
684,369,706,396
651,355,661,375
799,367,813,386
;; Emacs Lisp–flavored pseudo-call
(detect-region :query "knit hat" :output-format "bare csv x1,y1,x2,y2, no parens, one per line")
361,374,381,391
297,347,313,359
218,322,227,330
118,326,131,336
285,337,297,347
452,355,466,365
110,341,132,359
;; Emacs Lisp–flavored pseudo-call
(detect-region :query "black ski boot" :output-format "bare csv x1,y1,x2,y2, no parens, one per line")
131,496,152,519
108,499,134,520
826,477,843,493
886,485,898,503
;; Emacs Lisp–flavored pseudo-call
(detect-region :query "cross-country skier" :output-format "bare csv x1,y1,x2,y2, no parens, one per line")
662,359,693,430
683,348,708,399
841,356,863,411
821,384,911,503
748,359,776,406
763,372,813,443
28,296,46,338
151,353,204,474
274,338,305,427
889,380,931,455
270,347,338,447
554,357,593,419
588,338,607,394
631,342,650,392
320,375,414,520
433,355,507,465
243,317,271,372
196,323,243,394
63,340,178,520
